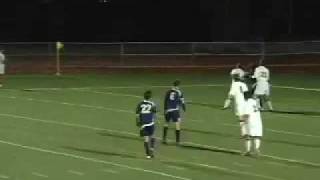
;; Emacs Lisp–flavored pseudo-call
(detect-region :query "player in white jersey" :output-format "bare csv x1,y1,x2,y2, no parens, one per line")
242,91,263,156
253,63,273,110
223,63,246,109
224,75,250,149
0,50,6,87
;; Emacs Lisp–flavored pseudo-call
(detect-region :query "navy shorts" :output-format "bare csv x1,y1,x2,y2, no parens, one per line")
141,125,155,137
165,111,181,123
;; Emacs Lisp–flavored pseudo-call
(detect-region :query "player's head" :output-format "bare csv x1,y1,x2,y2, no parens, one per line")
232,74,242,82
144,90,152,100
173,79,181,87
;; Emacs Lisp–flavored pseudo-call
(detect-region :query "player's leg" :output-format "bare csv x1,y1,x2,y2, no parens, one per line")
148,125,156,158
173,111,182,144
0,64,4,87
143,134,151,158
240,120,251,155
264,84,273,110
162,113,170,144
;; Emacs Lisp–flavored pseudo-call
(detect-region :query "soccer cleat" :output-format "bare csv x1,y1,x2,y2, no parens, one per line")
146,156,151,159
162,140,168,145
241,151,251,156
255,149,261,157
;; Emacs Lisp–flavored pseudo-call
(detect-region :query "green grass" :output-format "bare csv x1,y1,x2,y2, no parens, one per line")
0,73,320,180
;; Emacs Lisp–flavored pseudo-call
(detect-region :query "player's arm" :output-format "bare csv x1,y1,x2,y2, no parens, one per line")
135,104,141,127
164,91,169,114
180,93,186,112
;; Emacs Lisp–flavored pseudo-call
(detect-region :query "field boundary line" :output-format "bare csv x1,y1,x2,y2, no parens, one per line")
10,83,319,92
1,112,319,169
0,139,191,180
0,175,9,179
67,170,84,176
31,172,48,178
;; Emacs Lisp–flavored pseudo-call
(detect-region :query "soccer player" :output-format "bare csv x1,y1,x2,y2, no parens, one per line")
0,50,6,87
242,91,263,156
252,62,273,111
224,74,249,152
135,90,157,159
223,63,246,109
162,80,186,145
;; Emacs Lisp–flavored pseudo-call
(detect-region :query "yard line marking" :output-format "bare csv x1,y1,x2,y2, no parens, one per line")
31,172,48,178
233,162,252,167
273,85,320,92
221,123,320,138
0,175,9,179
266,161,296,168
101,169,119,174
0,95,134,114
167,165,186,171
0,113,137,137
67,170,84,176
74,89,142,98
183,141,320,168
0,139,191,180
1,112,319,169
196,163,285,180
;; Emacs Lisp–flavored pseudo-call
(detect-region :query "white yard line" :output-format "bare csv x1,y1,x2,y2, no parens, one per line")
221,123,320,138
67,170,84,176
31,172,48,178
233,162,252,167
273,85,320,92
167,165,186,171
0,139,191,180
196,163,286,180
0,175,9,179
0,112,319,169
101,169,119,174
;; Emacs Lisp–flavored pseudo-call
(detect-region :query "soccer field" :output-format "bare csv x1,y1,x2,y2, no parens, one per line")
0,73,319,180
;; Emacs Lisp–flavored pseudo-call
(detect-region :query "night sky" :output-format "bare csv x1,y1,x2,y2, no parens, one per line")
0,0,320,42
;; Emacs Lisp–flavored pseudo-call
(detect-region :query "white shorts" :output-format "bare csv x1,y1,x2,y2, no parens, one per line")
0,64,4,74
248,119,263,137
254,81,270,96
240,121,249,137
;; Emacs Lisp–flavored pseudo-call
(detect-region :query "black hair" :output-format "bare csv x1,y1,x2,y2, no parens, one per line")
144,90,152,100
173,79,181,87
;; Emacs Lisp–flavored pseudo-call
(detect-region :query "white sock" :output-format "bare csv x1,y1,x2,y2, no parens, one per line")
245,139,251,152
267,101,273,110
254,138,261,150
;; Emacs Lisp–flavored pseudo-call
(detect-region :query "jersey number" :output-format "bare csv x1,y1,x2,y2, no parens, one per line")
141,104,152,114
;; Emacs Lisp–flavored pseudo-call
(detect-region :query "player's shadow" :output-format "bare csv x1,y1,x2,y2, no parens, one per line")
180,127,236,138
97,131,141,142
265,139,320,149
178,143,239,156
186,101,223,110
270,110,320,116
63,146,139,159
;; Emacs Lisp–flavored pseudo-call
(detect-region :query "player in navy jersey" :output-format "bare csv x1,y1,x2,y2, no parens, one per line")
136,90,157,158
162,80,186,145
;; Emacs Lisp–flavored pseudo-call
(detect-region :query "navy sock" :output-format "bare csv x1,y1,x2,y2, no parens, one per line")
175,130,180,143
144,142,150,156
163,127,168,142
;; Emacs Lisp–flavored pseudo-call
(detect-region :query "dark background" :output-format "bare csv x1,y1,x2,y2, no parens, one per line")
0,0,319,42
